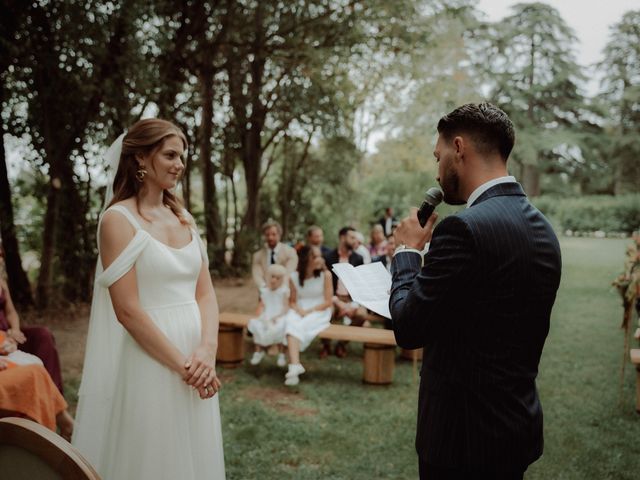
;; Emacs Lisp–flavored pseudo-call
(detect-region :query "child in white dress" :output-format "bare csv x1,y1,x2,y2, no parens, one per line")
248,264,290,366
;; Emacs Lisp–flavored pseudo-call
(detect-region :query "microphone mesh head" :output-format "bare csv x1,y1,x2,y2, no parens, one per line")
425,187,444,205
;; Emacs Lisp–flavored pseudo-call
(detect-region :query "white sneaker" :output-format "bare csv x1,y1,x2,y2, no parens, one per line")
284,375,300,386
249,351,265,365
285,363,305,378
277,353,287,367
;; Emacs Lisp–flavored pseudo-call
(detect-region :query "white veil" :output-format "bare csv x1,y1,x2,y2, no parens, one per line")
101,132,126,212
72,132,149,468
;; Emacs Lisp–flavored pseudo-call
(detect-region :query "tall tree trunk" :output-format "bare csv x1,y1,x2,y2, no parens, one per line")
33,1,134,306
182,158,192,212
0,1,32,305
521,163,540,197
36,172,60,308
0,89,33,306
34,62,59,308
243,154,261,229
613,158,640,195
198,70,222,265
522,33,540,197
56,158,90,302
241,2,266,230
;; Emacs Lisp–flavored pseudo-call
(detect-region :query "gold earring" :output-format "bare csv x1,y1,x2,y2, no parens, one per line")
136,165,147,182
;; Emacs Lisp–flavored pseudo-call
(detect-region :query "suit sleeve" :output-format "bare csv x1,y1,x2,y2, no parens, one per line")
284,246,298,275
389,215,476,349
252,251,266,288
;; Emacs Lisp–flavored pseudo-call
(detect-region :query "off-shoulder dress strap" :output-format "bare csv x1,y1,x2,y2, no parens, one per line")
105,205,143,231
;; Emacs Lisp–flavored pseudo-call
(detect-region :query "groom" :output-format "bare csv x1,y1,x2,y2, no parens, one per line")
390,103,561,479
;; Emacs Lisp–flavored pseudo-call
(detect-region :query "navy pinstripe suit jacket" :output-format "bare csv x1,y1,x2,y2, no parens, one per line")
390,182,561,472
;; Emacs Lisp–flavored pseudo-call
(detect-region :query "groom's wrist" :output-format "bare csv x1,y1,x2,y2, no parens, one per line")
394,245,422,256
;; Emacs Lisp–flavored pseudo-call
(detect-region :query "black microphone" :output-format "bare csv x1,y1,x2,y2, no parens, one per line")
417,187,443,227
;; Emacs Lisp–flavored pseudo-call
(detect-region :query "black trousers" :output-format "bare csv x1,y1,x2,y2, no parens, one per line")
419,458,525,480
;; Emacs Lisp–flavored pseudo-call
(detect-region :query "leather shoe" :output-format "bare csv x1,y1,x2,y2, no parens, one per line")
335,343,347,358
319,344,330,359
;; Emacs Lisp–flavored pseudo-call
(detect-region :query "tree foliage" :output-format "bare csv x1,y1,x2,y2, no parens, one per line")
479,2,593,196
1,1,639,307
599,10,640,194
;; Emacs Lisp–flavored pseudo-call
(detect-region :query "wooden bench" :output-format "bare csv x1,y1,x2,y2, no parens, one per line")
217,312,398,384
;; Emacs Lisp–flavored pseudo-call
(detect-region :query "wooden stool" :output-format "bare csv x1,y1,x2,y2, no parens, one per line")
400,348,423,361
0,417,99,479
216,325,245,367
363,343,395,385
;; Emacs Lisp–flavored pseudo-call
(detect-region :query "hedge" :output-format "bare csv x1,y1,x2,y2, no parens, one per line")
532,194,640,234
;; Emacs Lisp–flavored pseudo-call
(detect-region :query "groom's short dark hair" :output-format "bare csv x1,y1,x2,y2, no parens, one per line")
437,102,515,161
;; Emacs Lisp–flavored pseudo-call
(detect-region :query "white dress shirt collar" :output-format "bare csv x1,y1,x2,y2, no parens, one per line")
466,175,516,208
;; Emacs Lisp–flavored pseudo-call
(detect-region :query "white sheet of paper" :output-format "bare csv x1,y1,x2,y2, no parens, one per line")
331,262,392,319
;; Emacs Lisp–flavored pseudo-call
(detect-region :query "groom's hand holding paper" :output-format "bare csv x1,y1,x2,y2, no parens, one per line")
331,262,392,319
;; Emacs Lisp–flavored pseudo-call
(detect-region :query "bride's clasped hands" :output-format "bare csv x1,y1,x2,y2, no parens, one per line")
183,343,221,399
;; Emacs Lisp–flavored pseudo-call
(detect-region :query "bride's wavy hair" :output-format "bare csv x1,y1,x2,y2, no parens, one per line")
108,118,189,224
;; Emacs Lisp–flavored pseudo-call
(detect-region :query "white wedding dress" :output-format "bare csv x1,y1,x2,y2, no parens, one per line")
72,205,225,479
284,271,332,351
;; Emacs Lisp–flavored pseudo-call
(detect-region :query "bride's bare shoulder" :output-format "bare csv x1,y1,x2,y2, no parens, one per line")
110,198,137,210
100,206,136,245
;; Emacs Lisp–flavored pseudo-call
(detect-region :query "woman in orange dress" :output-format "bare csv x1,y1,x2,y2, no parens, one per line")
0,330,73,440
0,278,64,393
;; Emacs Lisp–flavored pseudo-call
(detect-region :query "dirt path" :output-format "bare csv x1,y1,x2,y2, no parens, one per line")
24,278,259,383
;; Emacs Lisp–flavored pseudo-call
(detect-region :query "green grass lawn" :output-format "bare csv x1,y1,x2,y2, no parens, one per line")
525,237,640,480
62,237,639,479
213,237,640,479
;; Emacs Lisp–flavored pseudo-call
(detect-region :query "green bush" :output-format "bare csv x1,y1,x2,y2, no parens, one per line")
532,194,640,234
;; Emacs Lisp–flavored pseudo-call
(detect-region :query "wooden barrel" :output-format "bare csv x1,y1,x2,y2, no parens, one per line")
216,325,245,366
363,343,395,385
400,348,423,361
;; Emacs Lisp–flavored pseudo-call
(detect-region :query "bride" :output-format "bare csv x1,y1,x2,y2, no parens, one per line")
72,119,225,479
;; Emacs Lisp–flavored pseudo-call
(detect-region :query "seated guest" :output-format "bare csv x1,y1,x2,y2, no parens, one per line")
353,231,371,264
306,225,331,257
0,278,64,394
252,220,298,289
283,246,333,385
0,331,74,440
368,224,388,257
248,264,290,367
323,226,368,358
378,207,396,236
372,234,396,273
0,330,42,366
